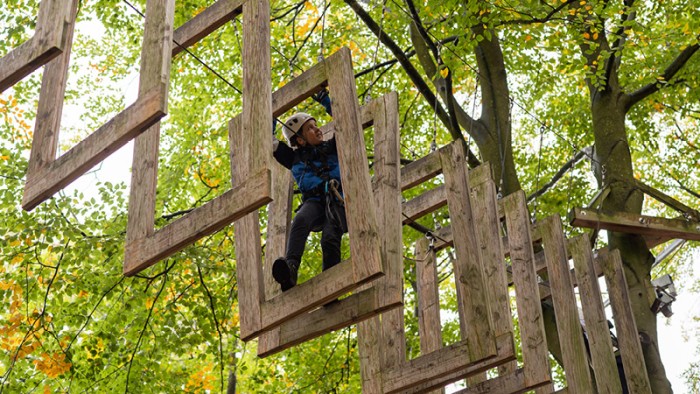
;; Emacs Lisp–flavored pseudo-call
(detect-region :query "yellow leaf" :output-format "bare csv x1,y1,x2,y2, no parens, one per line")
593,32,599,40
439,68,449,79
583,32,590,39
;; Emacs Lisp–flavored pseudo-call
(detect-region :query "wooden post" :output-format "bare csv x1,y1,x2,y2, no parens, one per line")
470,178,515,376
325,48,383,282
502,191,551,391
540,215,594,393
602,250,653,394
0,0,74,93
23,0,173,210
570,235,623,394
415,236,445,394
439,141,495,362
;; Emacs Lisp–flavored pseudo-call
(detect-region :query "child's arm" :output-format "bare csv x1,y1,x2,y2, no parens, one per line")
273,139,295,169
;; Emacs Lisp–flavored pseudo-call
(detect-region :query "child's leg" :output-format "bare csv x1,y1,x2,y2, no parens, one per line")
285,200,325,264
320,205,347,271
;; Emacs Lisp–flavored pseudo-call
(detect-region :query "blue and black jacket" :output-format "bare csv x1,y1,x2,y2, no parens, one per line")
273,137,341,202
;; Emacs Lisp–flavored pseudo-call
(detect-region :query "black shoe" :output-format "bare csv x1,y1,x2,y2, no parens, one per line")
272,258,298,292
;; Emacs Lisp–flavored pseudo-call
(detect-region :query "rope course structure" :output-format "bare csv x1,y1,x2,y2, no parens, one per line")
4,0,700,393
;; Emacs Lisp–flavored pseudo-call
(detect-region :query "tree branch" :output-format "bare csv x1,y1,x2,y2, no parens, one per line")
603,0,635,93
527,146,592,202
625,38,700,110
343,0,480,167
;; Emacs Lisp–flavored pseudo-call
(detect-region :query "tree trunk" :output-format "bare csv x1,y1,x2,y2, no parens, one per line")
591,88,673,393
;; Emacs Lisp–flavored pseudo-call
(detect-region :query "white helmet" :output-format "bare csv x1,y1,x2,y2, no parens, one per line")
282,112,315,144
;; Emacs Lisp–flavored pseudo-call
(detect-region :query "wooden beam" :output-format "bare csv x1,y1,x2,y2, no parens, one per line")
325,48,383,283
471,179,516,376
453,368,550,394
415,237,443,357
569,235,623,394
439,141,496,362
569,207,700,241
502,191,552,391
401,150,443,191
257,287,401,357
24,0,173,211
124,169,271,275
402,186,447,224
0,0,74,93
383,334,515,394
602,250,653,394
172,0,245,57
539,215,594,393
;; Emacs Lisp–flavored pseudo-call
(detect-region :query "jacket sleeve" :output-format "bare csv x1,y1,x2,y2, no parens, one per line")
273,141,295,169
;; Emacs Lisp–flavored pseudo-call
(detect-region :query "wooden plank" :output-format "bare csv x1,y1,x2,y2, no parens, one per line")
23,0,79,207
415,237,442,355
468,162,493,187
358,315,383,394
502,191,551,390
242,0,270,175
569,207,700,241
263,162,293,301
24,80,166,211
271,60,327,116
0,0,73,93
471,179,516,376
235,212,265,341
453,368,549,394
259,255,382,330
24,0,173,211
383,334,515,394
401,150,443,191
439,141,495,362
172,0,245,57
257,287,401,357
539,215,594,393
569,235,623,394
415,237,445,394
402,186,447,224
126,122,160,245
325,48,383,283
602,250,653,394
124,169,272,275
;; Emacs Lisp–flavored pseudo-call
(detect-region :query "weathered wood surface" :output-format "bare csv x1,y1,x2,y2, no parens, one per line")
540,215,593,393
259,93,403,357
22,0,80,209
263,162,293,302
569,207,700,241
402,185,447,224
502,191,551,391
401,150,443,191
453,368,550,394
415,237,442,357
439,141,495,362
358,315,384,394
24,0,174,210
471,179,516,376
0,0,73,93
258,287,400,357
325,48,383,283
384,334,515,394
570,235,623,394
124,169,271,275
603,250,653,394
172,0,245,56
271,60,327,117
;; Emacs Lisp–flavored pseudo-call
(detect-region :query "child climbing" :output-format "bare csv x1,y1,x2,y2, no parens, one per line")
271,89,347,292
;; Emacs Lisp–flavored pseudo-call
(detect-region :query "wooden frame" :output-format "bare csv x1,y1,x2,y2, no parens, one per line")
0,0,75,93
21,0,175,211
234,47,384,341
123,0,262,275
256,93,403,357
357,144,548,394
569,207,700,247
